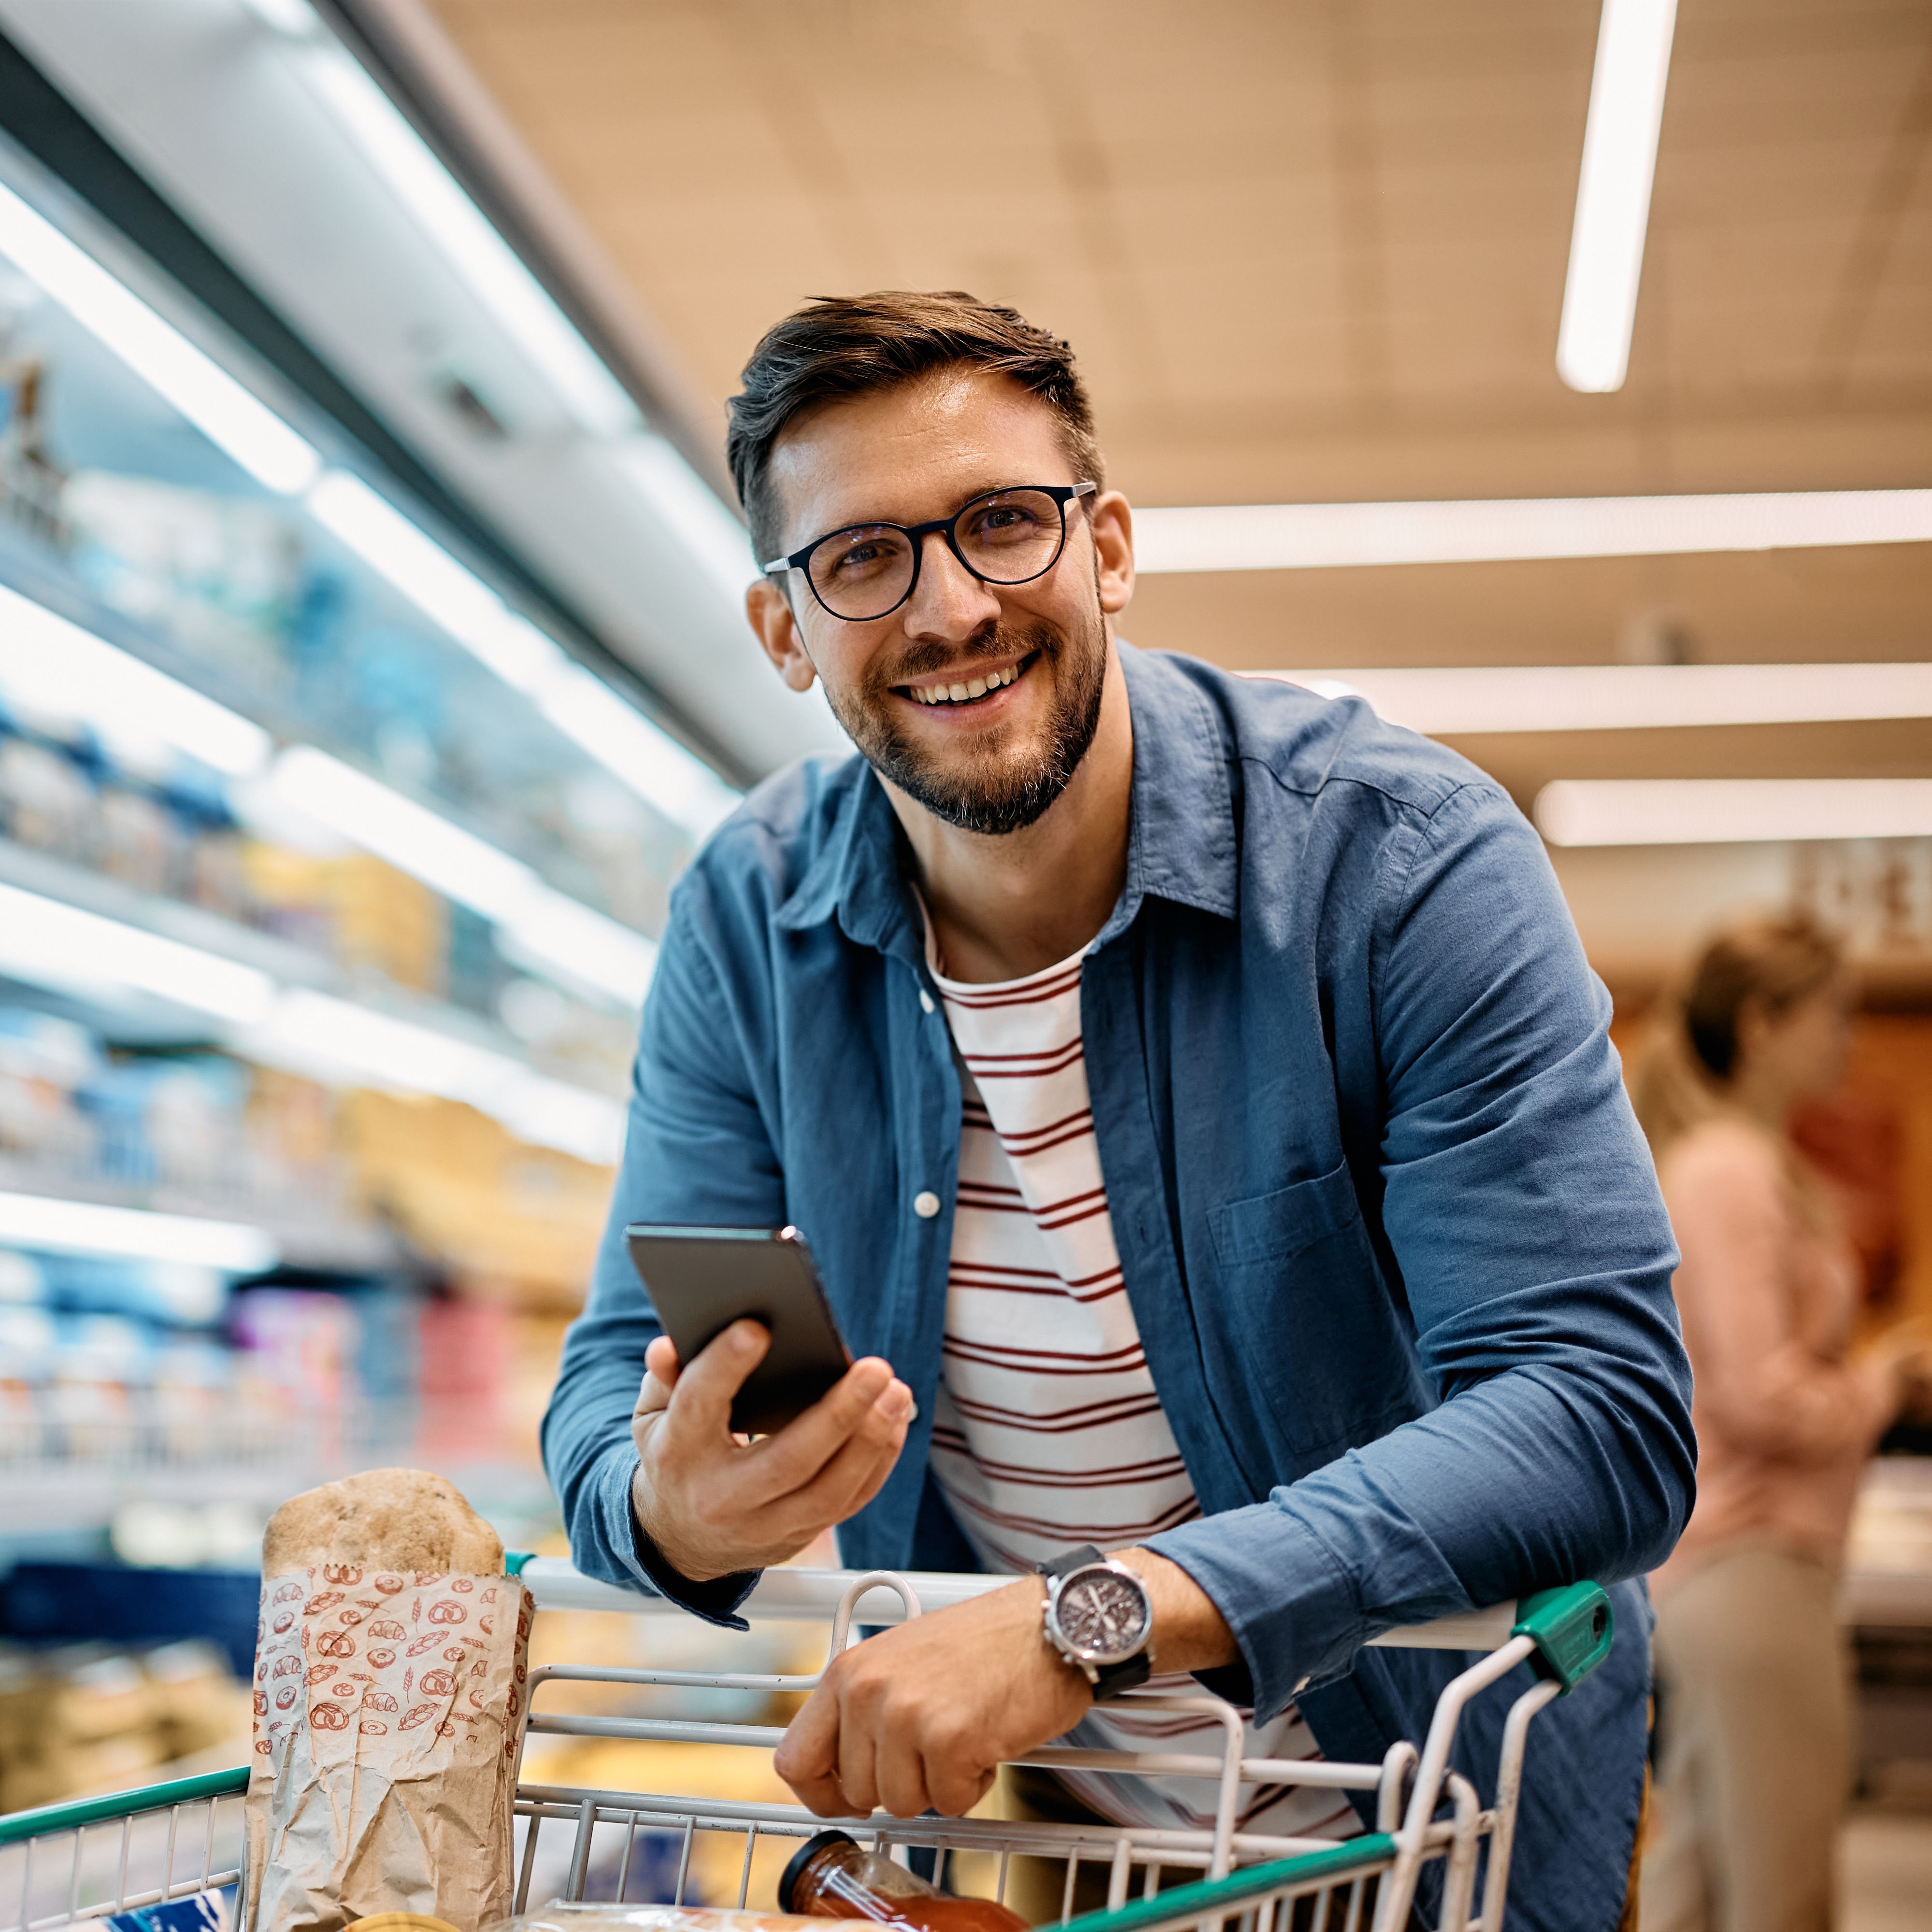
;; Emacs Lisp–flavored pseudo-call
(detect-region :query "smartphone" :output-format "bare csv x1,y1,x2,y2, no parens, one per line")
623,1223,854,1436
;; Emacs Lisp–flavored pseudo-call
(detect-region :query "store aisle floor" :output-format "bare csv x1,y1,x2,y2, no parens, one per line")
1843,1810,1932,1932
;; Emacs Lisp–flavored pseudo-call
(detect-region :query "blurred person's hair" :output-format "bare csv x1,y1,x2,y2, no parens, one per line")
1629,914,1845,1161
726,291,1105,567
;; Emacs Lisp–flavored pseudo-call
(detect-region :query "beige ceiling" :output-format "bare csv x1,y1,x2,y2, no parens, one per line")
420,0,1932,697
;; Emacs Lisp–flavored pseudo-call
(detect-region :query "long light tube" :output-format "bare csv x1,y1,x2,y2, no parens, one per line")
1535,779,1932,847
304,472,738,837
0,876,623,1163
1271,662,1932,735
303,49,639,438
0,584,272,776
1557,0,1679,392
0,881,275,1023
0,181,319,493
1131,488,1932,574
243,990,624,1165
270,746,657,1006
0,1190,278,1271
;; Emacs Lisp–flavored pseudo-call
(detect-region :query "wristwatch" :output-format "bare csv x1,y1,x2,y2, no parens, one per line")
1037,1545,1154,1698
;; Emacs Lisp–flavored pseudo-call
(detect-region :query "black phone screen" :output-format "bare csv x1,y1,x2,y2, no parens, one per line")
623,1224,854,1436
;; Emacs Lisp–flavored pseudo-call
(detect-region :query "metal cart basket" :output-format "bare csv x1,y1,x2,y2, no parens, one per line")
0,1561,1613,1932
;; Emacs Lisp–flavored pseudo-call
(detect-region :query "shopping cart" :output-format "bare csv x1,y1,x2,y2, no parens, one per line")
0,1561,1612,1932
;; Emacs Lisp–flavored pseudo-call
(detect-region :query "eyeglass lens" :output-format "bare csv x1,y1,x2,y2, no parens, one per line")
807,488,1069,620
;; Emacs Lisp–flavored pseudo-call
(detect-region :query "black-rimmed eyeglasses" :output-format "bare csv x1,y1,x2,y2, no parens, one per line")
761,482,1098,623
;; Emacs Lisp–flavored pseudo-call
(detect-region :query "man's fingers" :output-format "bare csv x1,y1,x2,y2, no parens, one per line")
739,1360,905,1506
872,1720,933,1819
773,1685,851,1819
766,1393,911,1533
665,1320,771,1439
633,1336,683,1421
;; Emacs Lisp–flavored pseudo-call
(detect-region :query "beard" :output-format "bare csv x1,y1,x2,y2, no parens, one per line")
819,606,1108,837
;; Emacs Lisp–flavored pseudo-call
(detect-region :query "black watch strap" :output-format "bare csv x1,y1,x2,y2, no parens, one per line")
1089,1650,1153,1698
1037,1544,1104,1581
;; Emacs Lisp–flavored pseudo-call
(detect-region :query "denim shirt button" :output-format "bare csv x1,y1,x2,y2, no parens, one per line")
913,1190,942,1219
918,989,936,1014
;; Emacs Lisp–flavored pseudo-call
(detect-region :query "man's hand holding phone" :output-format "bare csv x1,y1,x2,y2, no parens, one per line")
630,1321,915,1583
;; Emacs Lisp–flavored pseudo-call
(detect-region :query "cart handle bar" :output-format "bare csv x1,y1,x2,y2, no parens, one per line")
505,1557,1609,1673
0,1765,250,1846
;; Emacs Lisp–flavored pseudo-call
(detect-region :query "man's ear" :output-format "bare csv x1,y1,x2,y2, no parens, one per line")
746,577,818,693
1091,491,1135,618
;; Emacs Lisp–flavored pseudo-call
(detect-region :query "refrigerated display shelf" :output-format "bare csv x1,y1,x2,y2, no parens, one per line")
0,836,629,1151
0,1155,393,1275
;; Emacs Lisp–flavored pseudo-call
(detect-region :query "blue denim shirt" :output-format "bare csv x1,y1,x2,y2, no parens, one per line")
544,644,1694,1932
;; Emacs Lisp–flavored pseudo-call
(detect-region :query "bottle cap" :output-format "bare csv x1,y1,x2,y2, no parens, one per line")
777,1829,859,1913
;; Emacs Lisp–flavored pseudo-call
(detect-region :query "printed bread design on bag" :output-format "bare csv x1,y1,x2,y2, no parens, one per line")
253,1570,529,1756
244,1469,526,1932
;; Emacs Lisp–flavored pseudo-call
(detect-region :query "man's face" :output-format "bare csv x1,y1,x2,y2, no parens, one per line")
748,369,1133,836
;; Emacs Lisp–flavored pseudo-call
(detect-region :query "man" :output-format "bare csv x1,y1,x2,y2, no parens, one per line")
544,291,1694,1932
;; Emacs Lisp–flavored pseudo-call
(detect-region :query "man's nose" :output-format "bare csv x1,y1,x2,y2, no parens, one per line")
901,530,1002,640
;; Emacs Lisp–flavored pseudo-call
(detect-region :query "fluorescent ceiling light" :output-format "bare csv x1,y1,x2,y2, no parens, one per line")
0,584,272,776
0,181,318,494
1558,0,1678,393
0,881,275,1023
0,1190,277,1271
303,471,739,837
1535,779,1932,847
270,746,656,1006
1131,488,1932,573
304,49,637,438
1271,662,1932,735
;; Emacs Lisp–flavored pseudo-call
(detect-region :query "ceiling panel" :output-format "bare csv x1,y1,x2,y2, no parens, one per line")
416,0,1931,674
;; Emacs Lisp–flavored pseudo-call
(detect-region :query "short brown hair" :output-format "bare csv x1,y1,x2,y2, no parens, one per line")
725,291,1104,565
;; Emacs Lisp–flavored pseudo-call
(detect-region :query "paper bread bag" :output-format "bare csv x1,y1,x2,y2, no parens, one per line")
245,1474,529,1932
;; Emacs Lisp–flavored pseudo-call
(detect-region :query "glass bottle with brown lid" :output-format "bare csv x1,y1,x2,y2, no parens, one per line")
777,1831,1027,1932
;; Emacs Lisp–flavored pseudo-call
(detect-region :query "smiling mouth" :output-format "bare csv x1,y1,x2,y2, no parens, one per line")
897,652,1039,708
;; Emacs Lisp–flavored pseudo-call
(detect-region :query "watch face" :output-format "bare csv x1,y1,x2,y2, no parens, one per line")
1056,1568,1151,1662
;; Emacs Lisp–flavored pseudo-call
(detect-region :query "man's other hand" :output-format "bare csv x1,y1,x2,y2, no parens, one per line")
774,1577,1091,1818
630,1321,914,1583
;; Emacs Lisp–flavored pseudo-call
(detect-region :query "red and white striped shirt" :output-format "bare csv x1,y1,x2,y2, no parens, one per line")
923,935,1356,1842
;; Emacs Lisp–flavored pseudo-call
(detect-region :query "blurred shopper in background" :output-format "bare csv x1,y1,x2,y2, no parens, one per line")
1632,916,1927,1932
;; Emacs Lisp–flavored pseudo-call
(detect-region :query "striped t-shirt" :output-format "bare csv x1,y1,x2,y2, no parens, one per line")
922,934,1356,1843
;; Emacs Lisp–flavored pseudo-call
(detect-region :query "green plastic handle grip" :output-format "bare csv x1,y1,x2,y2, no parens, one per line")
1513,1580,1614,1693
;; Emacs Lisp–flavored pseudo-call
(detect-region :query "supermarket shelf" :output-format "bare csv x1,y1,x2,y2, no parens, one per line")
0,836,626,1123
0,1155,394,1274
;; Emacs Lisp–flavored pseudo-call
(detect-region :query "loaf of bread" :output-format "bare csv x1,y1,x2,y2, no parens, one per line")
262,1467,503,1577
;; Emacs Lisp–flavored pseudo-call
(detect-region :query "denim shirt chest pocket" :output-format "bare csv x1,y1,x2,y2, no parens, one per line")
1206,1157,1423,1460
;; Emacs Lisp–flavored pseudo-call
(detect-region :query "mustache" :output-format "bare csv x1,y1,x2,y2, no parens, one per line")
876,621,1057,689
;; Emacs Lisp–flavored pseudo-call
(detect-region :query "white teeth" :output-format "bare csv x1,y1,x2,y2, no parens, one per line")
909,662,1023,704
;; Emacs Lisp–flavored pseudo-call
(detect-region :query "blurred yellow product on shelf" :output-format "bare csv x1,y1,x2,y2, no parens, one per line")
346,1916,464,1932
338,1091,610,1301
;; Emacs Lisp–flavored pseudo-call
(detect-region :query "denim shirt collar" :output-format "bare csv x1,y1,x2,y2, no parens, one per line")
773,642,1239,952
